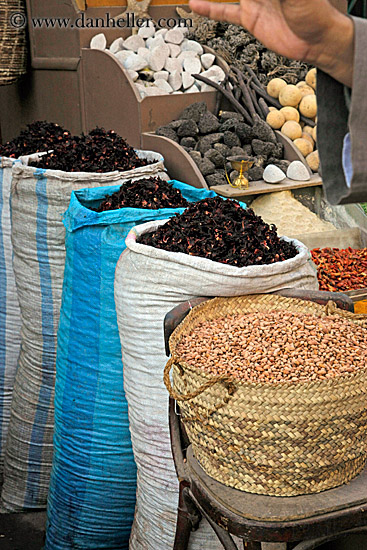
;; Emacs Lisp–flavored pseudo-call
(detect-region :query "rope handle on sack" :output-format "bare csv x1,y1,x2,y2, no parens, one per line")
163,357,235,402
325,300,367,320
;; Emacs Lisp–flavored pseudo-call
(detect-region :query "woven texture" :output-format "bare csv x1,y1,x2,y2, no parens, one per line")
0,158,21,473
166,294,367,497
0,0,27,85
2,151,165,512
45,180,211,550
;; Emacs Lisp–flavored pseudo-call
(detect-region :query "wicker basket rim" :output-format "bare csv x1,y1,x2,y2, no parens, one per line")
167,294,367,391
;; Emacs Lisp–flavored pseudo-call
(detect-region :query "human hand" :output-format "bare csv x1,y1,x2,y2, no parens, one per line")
189,0,354,86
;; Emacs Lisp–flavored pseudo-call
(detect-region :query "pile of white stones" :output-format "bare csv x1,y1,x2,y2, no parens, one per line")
90,23,226,97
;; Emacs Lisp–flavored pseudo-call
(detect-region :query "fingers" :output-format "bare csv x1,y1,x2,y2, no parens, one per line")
188,0,242,25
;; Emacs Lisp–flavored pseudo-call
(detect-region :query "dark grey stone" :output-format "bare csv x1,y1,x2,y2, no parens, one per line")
219,118,241,133
179,101,208,123
177,119,199,138
181,146,191,153
213,143,231,158
205,172,228,187
198,112,220,134
197,158,215,176
235,123,255,144
254,155,267,167
269,159,290,172
243,144,253,156
155,126,179,143
189,150,202,164
198,133,224,154
166,119,183,130
251,139,278,158
273,143,284,159
248,165,264,181
219,111,244,122
252,117,277,143
223,131,241,148
204,148,225,168
230,146,246,157
180,136,197,149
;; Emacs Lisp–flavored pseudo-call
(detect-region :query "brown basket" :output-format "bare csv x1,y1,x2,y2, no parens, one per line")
0,0,27,86
164,295,367,497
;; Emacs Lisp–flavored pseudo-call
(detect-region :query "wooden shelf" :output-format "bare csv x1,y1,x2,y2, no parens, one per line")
141,133,208,188
211,174,322,200
85,0,234,6
81,45,229,148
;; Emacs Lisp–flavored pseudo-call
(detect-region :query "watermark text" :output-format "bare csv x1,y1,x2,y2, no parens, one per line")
9,12,193,30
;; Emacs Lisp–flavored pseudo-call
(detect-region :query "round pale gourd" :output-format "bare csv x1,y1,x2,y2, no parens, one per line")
268,106,277,112
296,80,307,88
312,125,317,142
306,68,317,90
303,125,313,136
298,85,315,99
280,106,300,123
299,95,317,118
301,132,314,148
306,150,319,172
279,85,302,107
266,110,286,129
267,78,287,98
281,120,303,140
293,138,313,157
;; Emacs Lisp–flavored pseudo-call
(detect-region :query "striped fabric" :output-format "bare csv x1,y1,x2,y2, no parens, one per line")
45,181,214,549
0,157,21,473
1,152,166,511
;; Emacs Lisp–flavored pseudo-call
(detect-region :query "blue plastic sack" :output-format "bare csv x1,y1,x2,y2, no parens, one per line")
45,180,215,550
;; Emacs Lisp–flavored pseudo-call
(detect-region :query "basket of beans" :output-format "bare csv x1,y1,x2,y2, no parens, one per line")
164,294,367,496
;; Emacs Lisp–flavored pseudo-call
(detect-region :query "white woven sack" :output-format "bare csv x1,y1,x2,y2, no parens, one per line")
0,157,21,474
0,153,43,474
2,151,165,512
114,220,318,550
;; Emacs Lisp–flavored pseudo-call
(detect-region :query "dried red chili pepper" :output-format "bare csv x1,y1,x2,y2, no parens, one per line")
311,247,367,291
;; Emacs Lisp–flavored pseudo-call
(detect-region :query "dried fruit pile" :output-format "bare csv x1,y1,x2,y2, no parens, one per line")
187,20,309,85
265,70,319,172
176,310,366,383
95,177,188,212
0,121,72,158
311,247,367,292
139,196,297,267
29,128,149,173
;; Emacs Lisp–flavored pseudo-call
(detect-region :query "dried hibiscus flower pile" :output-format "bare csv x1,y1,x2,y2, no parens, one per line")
29,127,149,173
139,196,298,267
95,177,188,212
0,121,72,158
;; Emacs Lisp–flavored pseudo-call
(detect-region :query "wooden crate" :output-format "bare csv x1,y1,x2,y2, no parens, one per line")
289,227,367,302
0,1,216,141
81,45,229,148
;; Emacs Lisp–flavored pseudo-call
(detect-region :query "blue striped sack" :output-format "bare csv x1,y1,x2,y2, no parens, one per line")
45,181,215,549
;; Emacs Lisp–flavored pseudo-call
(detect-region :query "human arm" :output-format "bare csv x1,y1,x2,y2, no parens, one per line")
188,0,354,87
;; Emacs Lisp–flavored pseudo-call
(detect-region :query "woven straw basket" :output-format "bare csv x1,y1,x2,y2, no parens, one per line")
0,0,27,86
164,294,367,497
